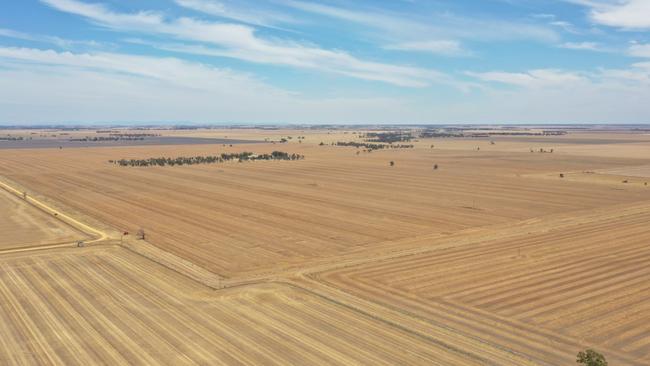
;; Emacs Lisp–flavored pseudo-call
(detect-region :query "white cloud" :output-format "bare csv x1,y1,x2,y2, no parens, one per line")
0,28,104,49
466,69,586,88
446,82,650,124
142,39,453,88
174,0,297,29
568,0,650,30
0,46,275,93
550,20,577,33
0,28,40,41
628,43,650,58
39,0,451,88
2,47,650,124
599,62,650,84
559,41,605,51
4,0,648,124
591,1,650,29
40,0,164,28
0,46,417,124
284,0,560,43
454,62,650,123
384,40,469,56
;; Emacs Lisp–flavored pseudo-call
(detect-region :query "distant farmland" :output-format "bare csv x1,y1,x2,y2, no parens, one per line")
1,127,650,365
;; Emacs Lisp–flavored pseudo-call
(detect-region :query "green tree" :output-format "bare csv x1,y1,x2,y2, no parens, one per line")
576,349,607,366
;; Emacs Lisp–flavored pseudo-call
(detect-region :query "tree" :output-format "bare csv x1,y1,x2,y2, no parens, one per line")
433,164,438,170
390,161,394,166
576,349,607,366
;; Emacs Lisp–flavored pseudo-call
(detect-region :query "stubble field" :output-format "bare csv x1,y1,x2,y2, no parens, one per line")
314,201,650,365
0,246,511,366
0,187,85,250
0,135,649,277
1,127,650,365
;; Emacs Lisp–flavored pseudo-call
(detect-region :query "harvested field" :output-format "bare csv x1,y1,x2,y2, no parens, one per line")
1,140,649,277
316,201,650,365
595,164,650,178
0,136,262,149
0,187,85,249
0,246,504,366
1,128,650,365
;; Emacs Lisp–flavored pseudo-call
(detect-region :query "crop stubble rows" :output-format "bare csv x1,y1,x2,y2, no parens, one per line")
2,135,650,365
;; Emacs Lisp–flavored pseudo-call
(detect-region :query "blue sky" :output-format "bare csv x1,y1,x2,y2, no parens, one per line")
1,0,649,124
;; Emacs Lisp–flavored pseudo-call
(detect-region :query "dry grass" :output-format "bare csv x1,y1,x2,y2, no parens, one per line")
1,128,650,365
0,246,505,366
1,140,649,277
595,164,650,178
315,201,650,365
0,187,85,249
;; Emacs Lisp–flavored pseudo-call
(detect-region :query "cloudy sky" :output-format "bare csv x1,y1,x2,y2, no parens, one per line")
1,0,649,124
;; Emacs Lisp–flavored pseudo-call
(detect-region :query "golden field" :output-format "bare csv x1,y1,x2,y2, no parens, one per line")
1,134,649,277
1,246,497,366
1,127,650,365
314,201,650,365
0,186,85,250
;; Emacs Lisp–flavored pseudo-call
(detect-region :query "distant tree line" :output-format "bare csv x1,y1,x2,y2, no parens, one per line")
334,141,414,150
361,132,413,143
419,130,464,138
95,130,160,137
110,151,304,167
71,136,146,142
0,136,24,141
108,133,160,138
419,129,567,138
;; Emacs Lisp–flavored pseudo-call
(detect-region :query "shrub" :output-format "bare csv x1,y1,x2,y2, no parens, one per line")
576,349,607,366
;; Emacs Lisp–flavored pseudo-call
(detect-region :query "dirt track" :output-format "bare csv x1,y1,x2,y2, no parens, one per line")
0,184,87,250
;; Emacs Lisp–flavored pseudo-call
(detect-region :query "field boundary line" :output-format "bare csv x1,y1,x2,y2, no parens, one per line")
299,200,650,278
119,238,224,289
0,175,225,288
0,177,109,243
302,272,647,366
276,278,542,366
224,199,650,287
0,242,78,255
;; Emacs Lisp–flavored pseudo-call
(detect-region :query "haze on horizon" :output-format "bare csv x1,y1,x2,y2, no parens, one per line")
1,0,650,125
